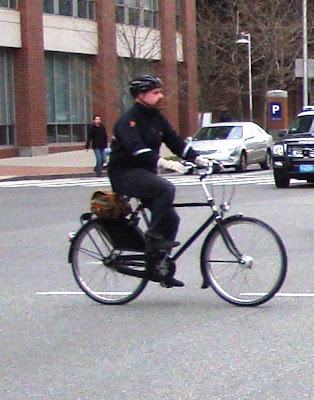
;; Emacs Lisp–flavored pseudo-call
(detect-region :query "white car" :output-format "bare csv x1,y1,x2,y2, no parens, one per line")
189,122,273,172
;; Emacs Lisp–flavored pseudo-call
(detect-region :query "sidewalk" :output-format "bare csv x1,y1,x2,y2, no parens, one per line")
0,150,95,181
0,145,174,181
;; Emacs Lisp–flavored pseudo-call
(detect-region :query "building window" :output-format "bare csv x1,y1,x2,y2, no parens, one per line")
59,0,72,16
45,53,92,143
0,50,15,146
78,0,94,19
116,0,159,29
43,0,95,20
0,0,18,9
175,0,181,32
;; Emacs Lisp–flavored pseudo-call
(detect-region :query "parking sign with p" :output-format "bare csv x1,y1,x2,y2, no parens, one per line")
270,102,282,121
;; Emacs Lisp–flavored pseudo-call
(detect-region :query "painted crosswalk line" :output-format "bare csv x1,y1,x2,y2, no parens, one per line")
0,171,308,188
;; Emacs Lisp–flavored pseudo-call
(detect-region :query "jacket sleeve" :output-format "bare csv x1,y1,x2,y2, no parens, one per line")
85,125,93,149
104,126,108,148
114,118,159,169
160,116,199,161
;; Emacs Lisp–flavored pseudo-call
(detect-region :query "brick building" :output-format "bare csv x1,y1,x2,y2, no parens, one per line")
0,0,199,158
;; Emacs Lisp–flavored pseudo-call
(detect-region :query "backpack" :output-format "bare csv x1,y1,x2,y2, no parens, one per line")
90,190,132,220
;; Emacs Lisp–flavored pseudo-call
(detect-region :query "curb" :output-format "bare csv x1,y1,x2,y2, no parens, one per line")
0,168,178,183
0,171,102,182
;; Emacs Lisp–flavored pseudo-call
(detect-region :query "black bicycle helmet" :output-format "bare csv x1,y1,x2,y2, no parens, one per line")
129,75,162,98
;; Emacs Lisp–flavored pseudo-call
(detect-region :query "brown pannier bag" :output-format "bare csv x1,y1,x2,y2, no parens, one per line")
90,190,132,220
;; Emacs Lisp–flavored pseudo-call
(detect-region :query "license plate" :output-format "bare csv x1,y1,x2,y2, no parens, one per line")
299,164,314,173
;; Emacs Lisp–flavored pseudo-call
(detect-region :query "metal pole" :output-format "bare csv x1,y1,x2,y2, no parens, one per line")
236,32,253,120
247,34,253,121
303,0,308,107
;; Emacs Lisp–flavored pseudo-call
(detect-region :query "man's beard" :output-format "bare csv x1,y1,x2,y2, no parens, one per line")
154,98,166,110
137,98,165,111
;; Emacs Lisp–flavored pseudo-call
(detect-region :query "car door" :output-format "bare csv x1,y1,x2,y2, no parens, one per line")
254,126,269,162
243,125,257,164
246,125,267,163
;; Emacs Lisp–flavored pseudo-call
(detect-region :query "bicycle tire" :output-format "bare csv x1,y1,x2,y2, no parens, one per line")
201,216,287,306
71,220,148,305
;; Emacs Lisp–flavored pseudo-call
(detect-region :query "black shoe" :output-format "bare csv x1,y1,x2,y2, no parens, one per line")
160,277,185,288
146,270,184,288
146,269,165,282
145,237,180,251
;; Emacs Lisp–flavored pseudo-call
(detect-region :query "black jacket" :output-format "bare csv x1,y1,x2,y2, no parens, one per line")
85,124,108,150
108,103,198,173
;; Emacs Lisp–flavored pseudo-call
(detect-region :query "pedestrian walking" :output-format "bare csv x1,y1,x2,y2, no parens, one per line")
85,115,108,177
218,108,232,122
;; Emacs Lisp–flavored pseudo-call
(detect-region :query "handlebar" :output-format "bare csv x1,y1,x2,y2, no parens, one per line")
182,160,223,179
181,160,234,210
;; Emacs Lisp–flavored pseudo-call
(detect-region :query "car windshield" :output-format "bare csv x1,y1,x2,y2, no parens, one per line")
193,126,243,141
288,116,314,134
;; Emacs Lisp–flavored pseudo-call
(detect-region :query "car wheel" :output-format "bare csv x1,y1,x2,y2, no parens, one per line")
235,152,247,173
260,150,271,170
274,170,290,188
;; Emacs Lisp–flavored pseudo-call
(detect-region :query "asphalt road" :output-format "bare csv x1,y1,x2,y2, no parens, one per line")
1,173,313,400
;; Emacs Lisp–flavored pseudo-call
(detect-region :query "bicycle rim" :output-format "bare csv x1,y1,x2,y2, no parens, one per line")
71,222,147,305
202,216,287,306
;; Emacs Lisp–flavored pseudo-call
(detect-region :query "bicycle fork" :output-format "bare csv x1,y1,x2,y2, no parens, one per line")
216,217,253,268
201,215,252,289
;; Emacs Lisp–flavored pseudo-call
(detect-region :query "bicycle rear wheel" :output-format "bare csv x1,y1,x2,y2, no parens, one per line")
71,221,148,305
201,216,287,306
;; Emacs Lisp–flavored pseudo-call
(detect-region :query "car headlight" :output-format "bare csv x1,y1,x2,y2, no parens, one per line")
273,144,284,156
230,147,241,156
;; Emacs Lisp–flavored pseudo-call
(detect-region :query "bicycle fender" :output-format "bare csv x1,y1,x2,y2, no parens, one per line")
68,238,78,264
68,242,75,264
68,217,146,264
200,214,244,289
68,220,94,264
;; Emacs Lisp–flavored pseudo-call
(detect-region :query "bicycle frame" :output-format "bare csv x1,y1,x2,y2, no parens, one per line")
69,169,243,281
131,173,241,264
167,202,217,261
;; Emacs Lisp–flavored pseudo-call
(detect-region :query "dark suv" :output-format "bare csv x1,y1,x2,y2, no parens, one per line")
272,106,314,188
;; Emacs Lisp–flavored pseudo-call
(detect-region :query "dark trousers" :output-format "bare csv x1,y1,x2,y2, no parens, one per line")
93,149,107,177
109,169,180,241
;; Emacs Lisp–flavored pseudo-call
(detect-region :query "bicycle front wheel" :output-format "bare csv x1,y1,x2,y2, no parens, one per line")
71,221,148,305
201,216,287,306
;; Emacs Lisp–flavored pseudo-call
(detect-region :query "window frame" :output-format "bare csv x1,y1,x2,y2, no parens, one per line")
45,52,92,144
175,0,181,32
115,0,159,29
0,0,18,9
0,49,16,146
43,0,95,20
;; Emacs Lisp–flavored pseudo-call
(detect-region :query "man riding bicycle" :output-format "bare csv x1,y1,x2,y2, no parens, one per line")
108,75,208,287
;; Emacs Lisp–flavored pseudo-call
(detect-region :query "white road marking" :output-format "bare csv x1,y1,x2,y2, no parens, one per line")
0,171,309,188
0,172,273,187
37,291,86,295
36,291,132,295
36,291,314,298
242,293,314,297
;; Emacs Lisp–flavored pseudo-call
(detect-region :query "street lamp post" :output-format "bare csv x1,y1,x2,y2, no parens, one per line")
236,32,253,121
303,0,308,107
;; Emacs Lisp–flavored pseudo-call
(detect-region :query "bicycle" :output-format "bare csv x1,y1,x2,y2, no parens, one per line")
68,163,287,307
